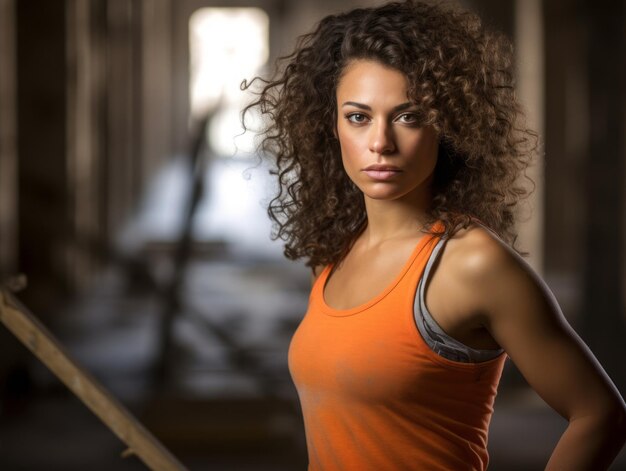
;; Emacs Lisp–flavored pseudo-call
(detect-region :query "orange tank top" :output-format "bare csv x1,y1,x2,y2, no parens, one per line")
288,220,507,471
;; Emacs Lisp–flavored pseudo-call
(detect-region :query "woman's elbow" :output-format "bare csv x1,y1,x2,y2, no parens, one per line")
595,399,626,443
575,396,626,439
612,401,626,438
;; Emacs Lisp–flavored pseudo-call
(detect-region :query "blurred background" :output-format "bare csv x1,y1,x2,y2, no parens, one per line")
0,0,625,469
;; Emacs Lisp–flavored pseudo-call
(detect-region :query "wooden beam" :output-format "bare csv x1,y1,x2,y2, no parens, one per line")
0,282,189,471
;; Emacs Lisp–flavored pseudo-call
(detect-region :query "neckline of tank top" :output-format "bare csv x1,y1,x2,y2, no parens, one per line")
316,219,445,317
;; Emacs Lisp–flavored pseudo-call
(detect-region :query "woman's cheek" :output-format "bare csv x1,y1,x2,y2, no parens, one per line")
340,148,364,185
338,132,365,174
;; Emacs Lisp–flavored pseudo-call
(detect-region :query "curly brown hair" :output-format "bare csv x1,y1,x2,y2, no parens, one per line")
242,0,539,269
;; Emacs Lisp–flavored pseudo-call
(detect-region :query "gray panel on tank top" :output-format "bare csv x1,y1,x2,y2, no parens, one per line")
414,235,504,363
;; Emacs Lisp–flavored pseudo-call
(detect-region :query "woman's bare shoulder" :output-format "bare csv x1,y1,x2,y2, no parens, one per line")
441,221,553,330
436,222,538,323
443,222,527,280
417,221,524,349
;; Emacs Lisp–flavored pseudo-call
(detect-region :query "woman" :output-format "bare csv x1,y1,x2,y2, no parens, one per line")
242,1,626,469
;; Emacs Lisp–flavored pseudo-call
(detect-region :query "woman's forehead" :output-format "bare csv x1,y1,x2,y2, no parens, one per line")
336,60,411,103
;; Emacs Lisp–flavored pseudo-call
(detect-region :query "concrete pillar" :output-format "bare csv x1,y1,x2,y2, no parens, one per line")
515,0,545,275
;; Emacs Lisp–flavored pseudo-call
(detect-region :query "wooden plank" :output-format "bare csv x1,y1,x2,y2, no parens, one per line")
0,284,189,471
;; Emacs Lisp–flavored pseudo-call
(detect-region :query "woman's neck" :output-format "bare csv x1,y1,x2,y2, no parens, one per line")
361,195,431,247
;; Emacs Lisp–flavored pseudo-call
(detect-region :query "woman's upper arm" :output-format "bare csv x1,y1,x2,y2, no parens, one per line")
460,231,626,422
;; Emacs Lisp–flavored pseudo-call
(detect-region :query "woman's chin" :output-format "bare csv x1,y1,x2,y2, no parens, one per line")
361,189,409,201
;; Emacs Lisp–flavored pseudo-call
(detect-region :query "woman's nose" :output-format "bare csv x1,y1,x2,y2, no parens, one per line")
368,121,396,154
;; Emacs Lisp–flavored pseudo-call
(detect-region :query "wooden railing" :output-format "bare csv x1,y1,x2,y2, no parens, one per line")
0,276,189,471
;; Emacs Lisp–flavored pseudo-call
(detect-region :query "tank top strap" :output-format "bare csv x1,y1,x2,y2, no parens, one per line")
311,264,332,299
396,219,447,301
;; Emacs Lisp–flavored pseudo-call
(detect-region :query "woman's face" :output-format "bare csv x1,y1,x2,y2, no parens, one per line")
335,60,439,203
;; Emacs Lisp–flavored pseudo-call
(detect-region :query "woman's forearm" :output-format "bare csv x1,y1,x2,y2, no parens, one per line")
545,412,626,470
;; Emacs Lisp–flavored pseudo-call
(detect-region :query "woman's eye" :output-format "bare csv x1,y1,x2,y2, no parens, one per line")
396,113,419,124
347,113,368,124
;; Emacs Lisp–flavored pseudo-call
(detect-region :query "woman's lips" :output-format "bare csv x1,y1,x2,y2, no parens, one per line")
362,165,402,180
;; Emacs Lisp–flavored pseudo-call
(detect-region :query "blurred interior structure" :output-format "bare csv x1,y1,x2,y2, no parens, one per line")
0,0,625,469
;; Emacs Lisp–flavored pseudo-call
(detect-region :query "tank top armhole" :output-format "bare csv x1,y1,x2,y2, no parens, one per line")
413,236,505,363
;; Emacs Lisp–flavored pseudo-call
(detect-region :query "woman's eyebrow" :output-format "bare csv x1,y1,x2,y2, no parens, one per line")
341,101,415,112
